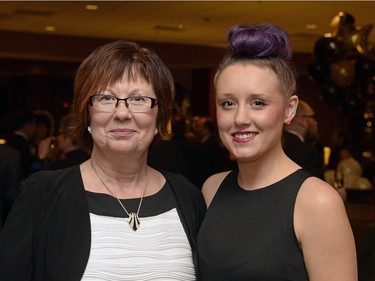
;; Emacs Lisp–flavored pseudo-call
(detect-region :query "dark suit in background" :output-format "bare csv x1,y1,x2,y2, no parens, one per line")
148,140,189,177
5,111,37,178
0,145,22,228
282,131,325,179
49,149,90,170
5,133,35,178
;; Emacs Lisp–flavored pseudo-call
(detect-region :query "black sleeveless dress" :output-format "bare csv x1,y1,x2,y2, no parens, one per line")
197,169,310,281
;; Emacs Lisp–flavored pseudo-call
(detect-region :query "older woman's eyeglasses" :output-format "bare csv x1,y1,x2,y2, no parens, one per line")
89,94,157,113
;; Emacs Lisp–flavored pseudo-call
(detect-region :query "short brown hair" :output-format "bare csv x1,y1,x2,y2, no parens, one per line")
70,41,175,150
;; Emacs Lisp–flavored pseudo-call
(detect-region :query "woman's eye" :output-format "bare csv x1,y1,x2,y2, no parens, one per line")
102,95,115,101
96,94,116,104
252,100,266,107
220,100,236,108
132,96,146,102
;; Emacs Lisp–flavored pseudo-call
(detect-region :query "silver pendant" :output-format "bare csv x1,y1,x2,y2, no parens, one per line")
128,212,140,231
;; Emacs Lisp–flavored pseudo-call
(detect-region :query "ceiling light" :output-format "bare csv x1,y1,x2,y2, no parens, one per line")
154,24,185,31
45,26,56,32
305,24,317,30
85,4,98,11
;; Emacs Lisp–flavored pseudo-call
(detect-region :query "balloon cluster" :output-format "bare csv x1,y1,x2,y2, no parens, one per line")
308,12,375,114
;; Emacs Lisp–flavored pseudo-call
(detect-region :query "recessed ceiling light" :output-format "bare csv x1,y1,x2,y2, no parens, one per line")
86,4,98,11
154,24,185,31
45,26,56,32
305,24,317,30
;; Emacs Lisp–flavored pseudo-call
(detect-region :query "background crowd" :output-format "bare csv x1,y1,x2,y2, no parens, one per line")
1,97,374,227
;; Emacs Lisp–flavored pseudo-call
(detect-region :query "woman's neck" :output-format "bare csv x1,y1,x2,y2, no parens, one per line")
89,151,149,197
236,144,297,190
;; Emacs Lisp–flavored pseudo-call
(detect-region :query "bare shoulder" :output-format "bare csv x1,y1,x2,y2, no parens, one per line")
202,171,231,207
294,176,350,243
297,176,345,210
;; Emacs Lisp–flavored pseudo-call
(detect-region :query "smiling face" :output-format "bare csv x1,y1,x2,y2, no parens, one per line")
216,63,292,162
89,75,158,156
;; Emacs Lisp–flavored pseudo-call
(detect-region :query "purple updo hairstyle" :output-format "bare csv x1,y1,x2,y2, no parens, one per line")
215,23,297,99
228,24,292,60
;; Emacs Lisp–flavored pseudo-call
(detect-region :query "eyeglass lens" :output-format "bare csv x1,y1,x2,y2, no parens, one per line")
91,95,155,113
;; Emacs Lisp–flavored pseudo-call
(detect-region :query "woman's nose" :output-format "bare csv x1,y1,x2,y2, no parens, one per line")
234,105,251,126
114,101,132,119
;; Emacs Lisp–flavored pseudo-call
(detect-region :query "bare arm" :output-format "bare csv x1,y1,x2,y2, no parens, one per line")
295,177,357,281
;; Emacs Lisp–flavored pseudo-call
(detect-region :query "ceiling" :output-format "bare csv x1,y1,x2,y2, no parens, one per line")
0,1,374,54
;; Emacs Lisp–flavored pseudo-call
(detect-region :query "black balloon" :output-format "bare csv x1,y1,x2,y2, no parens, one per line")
340,93,364,116
308,59,329,84
330,59,356,88
314,37,345,62
356,58,375,79
321,82,340,106
311,10,375,124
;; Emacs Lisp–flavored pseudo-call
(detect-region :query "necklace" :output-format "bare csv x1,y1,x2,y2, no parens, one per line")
90,159,148,231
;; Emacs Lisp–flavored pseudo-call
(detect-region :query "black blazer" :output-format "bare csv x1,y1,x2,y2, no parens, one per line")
0,165,206,281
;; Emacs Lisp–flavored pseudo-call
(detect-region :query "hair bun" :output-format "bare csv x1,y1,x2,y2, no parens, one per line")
228,24,292,61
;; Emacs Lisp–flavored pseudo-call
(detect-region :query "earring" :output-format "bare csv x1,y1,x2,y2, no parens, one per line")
285,120,291,125
154,129,158,135
87,126,92,134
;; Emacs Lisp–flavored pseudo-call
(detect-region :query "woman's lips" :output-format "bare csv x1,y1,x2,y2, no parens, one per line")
232,132,257,142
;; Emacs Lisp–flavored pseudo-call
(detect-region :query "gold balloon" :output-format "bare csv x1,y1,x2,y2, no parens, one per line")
330,11,375,59
353,177,373,190
355,24,375,59
330,12,355,35
330,59,356,88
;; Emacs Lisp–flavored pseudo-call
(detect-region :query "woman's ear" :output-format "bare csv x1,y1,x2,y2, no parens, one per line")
285,95,298,123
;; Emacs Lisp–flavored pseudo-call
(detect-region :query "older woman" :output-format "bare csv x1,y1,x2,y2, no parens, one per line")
0,41,206,280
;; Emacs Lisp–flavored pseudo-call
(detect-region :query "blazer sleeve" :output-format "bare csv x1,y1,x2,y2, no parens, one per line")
163,171,206,237
0,165,91,281
0,189,34,280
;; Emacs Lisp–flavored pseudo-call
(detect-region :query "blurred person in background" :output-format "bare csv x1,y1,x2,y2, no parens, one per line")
189,116,231,188
31,110,56,171
38,114,90,170
282,99,325,180
5,111,37,179
0,144,22,229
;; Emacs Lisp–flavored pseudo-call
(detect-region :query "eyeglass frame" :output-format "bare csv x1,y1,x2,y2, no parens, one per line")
89,94,158,113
